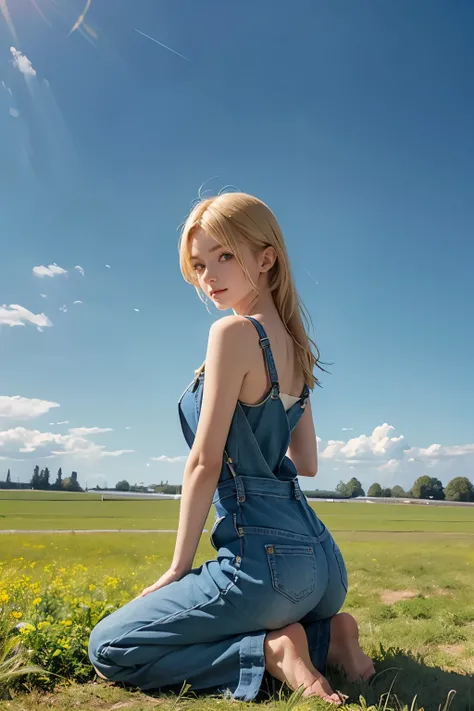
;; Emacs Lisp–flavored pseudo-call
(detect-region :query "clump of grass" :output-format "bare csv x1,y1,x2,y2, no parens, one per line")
370,605,397,622
395,597,436,620
0,608,47,697
0,560,140,693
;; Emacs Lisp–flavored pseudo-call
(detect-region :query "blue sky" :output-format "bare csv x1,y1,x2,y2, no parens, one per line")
1,0,473,492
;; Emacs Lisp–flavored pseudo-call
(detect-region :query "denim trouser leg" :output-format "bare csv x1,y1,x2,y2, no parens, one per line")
92,626,267,701
89,561,268,701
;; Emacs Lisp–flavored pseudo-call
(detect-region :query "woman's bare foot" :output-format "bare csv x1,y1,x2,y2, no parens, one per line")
264,622,345,705
93,664,108,680
328,613,375,682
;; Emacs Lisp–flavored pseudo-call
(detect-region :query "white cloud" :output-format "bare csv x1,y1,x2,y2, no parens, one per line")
0,396,59,420
149,455,187,463
405,443,474,460
320,424,405,463
59,305,68,312
9,108,19,118
377,459,401,473
341,427,353,432
0,425,134,460
68,427,111,436
56,420,69,425
39,294,47,298
105,264,111,268
314,423,474,492
134,308,140,312
10,47,36,77
33,264,68,278
74,265,84,276
0,304,52,329
73,300,83,305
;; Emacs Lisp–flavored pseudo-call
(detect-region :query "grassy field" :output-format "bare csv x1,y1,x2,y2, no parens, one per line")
1,493,474,533
0,493,473,711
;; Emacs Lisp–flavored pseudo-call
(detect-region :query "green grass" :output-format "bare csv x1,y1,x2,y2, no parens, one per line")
1,494,474,533
0,494,473,710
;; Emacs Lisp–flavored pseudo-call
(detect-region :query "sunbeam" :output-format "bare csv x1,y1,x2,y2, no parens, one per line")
68,0,92,36
29,0,53,28
0,0,19,44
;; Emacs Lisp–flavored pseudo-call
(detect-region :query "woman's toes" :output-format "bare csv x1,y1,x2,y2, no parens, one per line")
325,692,344,705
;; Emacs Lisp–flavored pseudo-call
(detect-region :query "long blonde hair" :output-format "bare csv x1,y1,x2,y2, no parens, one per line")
178,192,327,389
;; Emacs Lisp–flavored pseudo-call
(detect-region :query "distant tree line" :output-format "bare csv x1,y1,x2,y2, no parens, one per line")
1,469,183,495
0,466,83,491
2,468,472,502
305,475,474,502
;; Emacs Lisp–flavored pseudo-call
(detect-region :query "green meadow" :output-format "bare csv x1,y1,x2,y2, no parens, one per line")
0,492,473,711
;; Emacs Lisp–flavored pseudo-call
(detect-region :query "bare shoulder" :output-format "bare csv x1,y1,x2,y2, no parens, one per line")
208,315,256,351
209,314,253,336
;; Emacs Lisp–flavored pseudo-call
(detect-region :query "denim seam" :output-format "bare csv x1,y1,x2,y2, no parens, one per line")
232,630,267,701
242,526,321,543
333,544,349,592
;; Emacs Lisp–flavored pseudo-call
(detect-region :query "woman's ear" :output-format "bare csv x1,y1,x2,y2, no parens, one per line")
260,245,277,273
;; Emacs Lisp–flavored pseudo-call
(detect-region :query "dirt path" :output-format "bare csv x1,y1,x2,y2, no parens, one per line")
0,529,200,534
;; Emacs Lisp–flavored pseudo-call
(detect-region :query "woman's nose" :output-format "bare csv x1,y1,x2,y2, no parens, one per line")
202,270,216,285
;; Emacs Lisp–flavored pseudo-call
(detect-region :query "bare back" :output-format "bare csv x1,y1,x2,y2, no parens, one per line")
235,315,318,478
238,316,305,405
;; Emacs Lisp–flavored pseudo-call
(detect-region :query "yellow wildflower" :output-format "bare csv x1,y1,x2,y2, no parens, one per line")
19,623,35,635
11,611,22,619
89,584,96,592
60,619,73,626
32,597,42,606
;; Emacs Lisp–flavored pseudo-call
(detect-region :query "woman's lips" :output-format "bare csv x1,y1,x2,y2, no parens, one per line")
210,289,227,297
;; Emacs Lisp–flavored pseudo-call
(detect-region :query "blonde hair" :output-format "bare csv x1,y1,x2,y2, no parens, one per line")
178,192,327,389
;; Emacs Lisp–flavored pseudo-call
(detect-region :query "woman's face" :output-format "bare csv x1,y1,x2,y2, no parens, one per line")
190,228,262,312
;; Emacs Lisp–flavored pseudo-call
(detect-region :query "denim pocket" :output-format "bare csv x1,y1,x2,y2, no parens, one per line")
333,543,348,592
265,543,317,603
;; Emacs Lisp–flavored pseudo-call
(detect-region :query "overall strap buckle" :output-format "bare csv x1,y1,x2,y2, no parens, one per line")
292,478,302,500
243,317,280,398
224,452,246,503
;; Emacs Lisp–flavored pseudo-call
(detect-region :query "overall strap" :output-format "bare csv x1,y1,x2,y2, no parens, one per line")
244,316,280,399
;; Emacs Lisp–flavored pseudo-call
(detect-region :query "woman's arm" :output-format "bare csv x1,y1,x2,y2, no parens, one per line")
286,398,318,477
170,316,250,575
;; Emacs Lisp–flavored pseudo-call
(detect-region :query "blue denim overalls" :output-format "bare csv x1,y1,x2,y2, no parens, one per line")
88,316,348,701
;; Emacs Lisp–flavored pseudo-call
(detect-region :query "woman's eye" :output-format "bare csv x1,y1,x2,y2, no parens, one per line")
193,253,232,272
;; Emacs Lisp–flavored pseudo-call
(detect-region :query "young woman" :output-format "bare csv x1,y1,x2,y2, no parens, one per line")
88,192,374,704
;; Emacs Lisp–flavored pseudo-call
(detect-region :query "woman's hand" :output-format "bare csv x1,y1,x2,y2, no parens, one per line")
133,568,185,601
